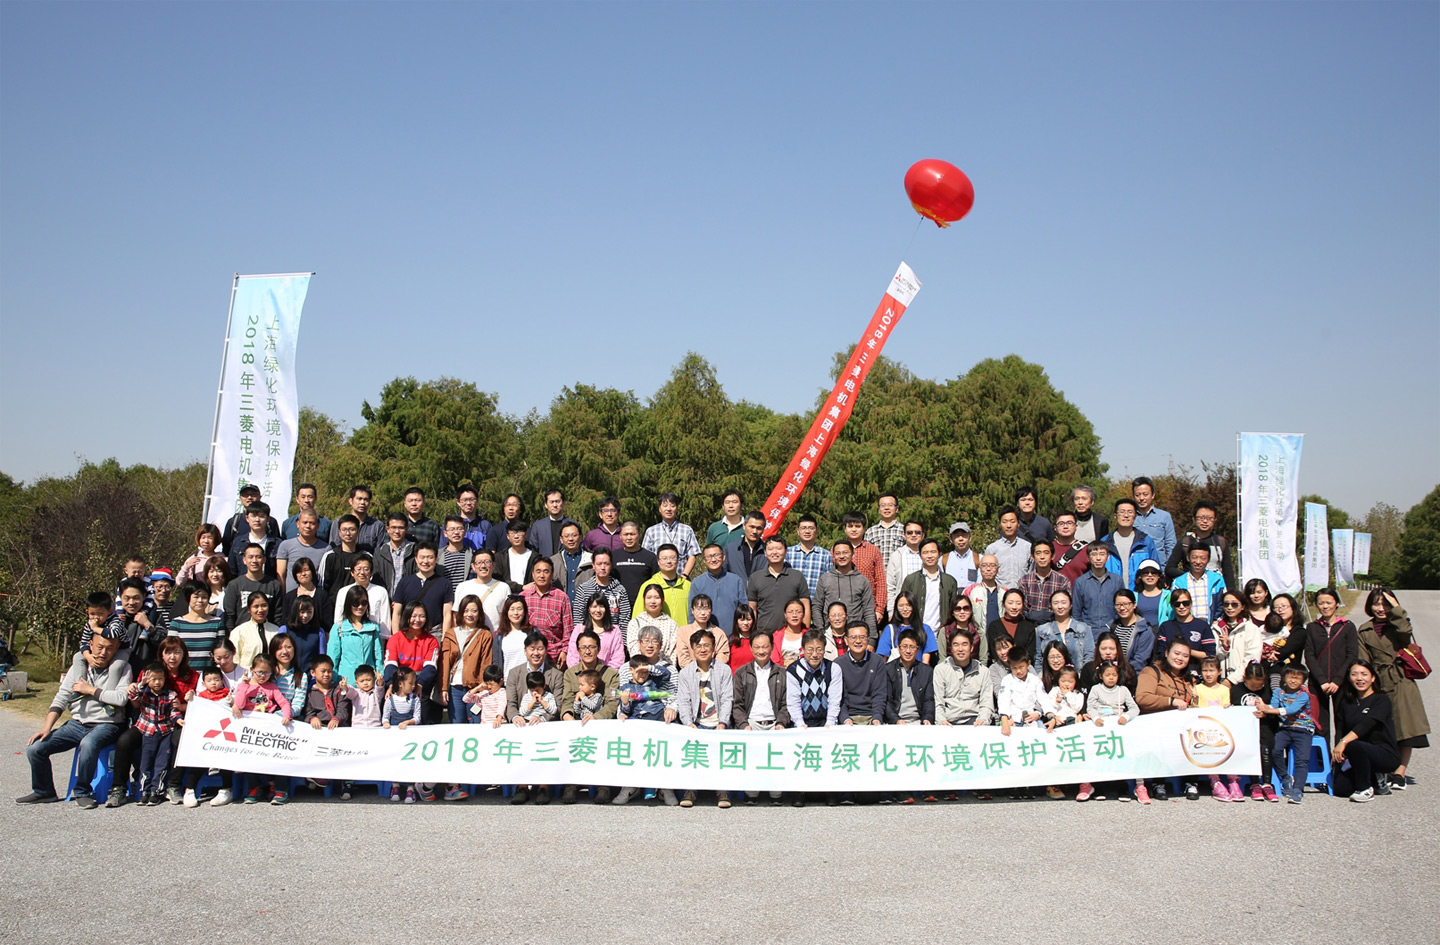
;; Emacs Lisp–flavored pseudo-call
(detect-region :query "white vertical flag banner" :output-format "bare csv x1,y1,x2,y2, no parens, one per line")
1304,502,1330,592
1352,533,1372,576
1238,433,1303,594
1333,529,1355,588
204,273,312,528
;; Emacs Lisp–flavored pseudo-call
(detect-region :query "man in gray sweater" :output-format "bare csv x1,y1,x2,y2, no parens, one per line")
812,541,878,644
19,632,132,808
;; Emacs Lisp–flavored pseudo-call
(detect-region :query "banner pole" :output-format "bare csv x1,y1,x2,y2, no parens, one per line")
201,275,240,526
1234,432,1241,585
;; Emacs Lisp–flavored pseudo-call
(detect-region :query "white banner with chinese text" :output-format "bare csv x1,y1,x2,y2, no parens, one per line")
1304,501,1330,592
176,698,1259,792
1333,529,1355,588
1352,533,1372,577
1239,433,1303,594
206,273,310,527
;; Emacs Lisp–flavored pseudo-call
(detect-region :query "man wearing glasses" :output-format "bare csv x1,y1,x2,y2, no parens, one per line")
1164,501,1237,590
884,521,927,618
1171,545,1226,625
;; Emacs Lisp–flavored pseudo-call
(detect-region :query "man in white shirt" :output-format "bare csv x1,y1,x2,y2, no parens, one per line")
984,506,1032,589
451,549,508,632
884,520,926,614
941,521,978,587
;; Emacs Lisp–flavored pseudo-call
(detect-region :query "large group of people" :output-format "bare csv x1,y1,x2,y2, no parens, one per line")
18,478,1429,809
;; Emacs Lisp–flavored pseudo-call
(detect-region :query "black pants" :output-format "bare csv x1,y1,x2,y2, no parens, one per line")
1333,741,1400,796
1257,723,1276,780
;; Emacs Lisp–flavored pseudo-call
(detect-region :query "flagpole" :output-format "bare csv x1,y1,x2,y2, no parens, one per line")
1234,431,1242,585
201,275,240,526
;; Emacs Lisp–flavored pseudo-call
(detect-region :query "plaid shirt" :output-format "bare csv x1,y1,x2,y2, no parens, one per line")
1017,569,1071,623
786,544,833,597
851,539,887,617
865,521,905,571
641,519,701,560
522,586,572,661
131,687,180,737
406,516,441,549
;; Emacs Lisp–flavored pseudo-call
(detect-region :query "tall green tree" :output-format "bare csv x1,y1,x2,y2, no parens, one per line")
313,377,521,517
621,353,752,528
1397,485,1440,589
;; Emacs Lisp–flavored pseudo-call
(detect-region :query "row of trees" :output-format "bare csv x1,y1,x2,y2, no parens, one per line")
2,351,1436,661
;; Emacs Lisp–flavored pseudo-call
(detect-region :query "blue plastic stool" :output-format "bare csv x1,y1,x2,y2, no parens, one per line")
66,745,119,801
1271,734,1333,795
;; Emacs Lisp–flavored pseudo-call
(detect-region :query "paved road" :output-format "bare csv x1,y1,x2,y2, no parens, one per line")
3,592,1438,944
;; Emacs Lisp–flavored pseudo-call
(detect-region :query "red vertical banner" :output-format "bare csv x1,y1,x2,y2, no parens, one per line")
760,262,922,537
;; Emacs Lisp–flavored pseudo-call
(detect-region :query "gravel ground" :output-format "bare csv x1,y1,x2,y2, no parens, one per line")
3,592,1437,944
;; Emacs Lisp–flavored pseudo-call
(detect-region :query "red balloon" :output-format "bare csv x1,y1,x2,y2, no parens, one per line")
904,159,974,228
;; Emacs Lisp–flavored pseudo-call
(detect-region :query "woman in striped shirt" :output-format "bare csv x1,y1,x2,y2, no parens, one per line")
167,582,224,672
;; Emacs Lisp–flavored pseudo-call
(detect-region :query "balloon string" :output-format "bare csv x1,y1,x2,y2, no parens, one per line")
901,216,923,261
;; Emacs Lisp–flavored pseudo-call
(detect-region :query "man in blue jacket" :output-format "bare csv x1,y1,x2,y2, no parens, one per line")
1101,498,1160,590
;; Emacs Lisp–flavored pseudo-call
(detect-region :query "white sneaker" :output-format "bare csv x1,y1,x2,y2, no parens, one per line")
182,790,199,808
660,789,679,807
611,786,637,806
1350,787,1375,803
209,789,233,808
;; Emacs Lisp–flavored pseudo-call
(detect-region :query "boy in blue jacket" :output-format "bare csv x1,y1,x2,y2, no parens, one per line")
1270,665,1318,804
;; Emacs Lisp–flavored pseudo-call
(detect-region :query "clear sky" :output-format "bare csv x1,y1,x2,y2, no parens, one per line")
2,2,1436,518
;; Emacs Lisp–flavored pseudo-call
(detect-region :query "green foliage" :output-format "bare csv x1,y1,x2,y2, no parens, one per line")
1357,501,1405,584
809,353,1106,548
1397,484,1440,589
307,377,521,517
0,460,205,659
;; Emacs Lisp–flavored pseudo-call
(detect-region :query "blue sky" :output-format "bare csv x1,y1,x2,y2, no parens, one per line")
2,1,1436,519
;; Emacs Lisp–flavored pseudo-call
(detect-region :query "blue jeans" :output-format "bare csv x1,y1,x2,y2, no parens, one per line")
448,685,474,724
27,720,121,799
1274,728,1312,797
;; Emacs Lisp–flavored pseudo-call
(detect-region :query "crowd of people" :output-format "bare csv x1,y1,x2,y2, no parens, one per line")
18,478,1430,810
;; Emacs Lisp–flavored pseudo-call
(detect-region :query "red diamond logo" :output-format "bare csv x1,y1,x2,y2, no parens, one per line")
203,718,237,742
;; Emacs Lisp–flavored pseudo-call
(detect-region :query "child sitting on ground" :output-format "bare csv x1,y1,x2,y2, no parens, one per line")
1192,656,1243,802
128,662,180,806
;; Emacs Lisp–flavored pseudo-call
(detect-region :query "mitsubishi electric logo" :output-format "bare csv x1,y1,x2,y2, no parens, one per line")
203,718,238,742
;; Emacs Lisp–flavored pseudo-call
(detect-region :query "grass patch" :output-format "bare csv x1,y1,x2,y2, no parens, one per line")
1,652,68,722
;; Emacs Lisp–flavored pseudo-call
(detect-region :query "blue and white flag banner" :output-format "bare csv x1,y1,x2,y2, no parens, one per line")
1352,533,1372,577
176,698,1260,792
1304,502,1330,592
1333,529,1355,588
1239,433,1304,594
206,273,311,527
